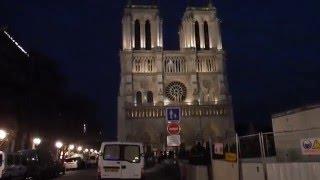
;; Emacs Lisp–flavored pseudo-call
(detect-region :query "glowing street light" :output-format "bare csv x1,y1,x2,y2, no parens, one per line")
77,146,83,152
68,144,75,151
0,130,7,140
33,138,41,146
55,141,63,149
90,149,94,153
84,148,89,153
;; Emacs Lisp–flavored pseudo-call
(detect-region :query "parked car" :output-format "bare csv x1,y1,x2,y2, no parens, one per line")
97,142,144,179
0,151,27,179
64,157,85,170
18,149,59,179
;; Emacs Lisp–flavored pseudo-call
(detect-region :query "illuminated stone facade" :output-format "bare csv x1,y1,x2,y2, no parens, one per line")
117,2,235,148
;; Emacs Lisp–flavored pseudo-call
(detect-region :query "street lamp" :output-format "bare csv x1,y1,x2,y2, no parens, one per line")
0,130,7,140
33,137,41,145
68,144,75,151
84,148,89,153
90,149,94,153
77,146,83,152
32,137,41,149
55,141,63,149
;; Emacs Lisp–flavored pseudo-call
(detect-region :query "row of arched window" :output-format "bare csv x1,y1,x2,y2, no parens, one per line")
136,91,153,105
132,56,216,73
195,21,210,50
134,20,151,50
134,20,210,50
196,57,216,72
133,57,155,72
164,57,186,73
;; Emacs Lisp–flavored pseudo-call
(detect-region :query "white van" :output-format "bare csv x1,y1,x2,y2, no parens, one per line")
97,142,144,179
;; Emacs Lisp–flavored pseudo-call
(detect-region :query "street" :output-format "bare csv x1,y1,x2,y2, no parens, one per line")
54,162,180,180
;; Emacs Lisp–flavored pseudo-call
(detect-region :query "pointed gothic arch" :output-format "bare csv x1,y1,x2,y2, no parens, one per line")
204,21,210,50
195,21,200,50
134,19,141,50
136,91,142,105
145,20,151,50
147,91,153,104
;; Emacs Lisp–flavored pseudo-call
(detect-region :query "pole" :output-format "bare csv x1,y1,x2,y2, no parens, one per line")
259,132,268,180
208,137,213,180
236,134,241,180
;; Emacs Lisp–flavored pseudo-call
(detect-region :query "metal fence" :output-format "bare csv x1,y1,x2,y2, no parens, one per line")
236,128,320,162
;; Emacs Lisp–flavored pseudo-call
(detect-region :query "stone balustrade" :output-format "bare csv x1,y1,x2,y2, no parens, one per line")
126,104,230,119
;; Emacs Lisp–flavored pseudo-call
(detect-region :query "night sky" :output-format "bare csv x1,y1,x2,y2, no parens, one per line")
1,0,319,138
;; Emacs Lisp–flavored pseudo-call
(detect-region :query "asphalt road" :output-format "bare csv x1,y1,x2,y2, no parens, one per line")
54,162,180,180
54,169,97,180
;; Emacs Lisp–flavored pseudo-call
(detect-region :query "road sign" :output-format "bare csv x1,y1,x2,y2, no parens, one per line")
167,135,181,147
166,107,181,122
167,123,181,135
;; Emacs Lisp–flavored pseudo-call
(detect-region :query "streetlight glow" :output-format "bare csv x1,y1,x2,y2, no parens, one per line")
84,148,89,153
33,137,41,146
55,141,63,149
77,146,83,152
68,144,75,150
0,130,7,140
90,149,94,153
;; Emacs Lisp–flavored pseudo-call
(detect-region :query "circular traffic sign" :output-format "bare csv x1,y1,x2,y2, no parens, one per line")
167,123,181,135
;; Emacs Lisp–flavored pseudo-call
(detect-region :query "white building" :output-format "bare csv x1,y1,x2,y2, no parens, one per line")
117,1,235,148
272,104,320,161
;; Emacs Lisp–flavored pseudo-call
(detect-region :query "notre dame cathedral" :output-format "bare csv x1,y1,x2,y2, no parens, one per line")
117,0,235,149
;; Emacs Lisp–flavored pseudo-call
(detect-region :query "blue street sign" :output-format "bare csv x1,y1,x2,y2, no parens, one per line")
166,107,181,122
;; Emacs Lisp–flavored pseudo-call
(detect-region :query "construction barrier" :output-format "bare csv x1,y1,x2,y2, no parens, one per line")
266,162,320,180
212,160,238,180
178,161,208,180
242,163,265,180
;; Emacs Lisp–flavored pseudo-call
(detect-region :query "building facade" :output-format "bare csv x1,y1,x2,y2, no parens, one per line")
118,1,235,148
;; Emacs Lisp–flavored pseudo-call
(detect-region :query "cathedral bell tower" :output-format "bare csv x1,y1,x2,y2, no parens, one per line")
122,1,163,50
179,1,222,50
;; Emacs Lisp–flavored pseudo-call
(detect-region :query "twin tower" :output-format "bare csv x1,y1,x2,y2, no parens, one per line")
122,1,222,51
118,1,235,149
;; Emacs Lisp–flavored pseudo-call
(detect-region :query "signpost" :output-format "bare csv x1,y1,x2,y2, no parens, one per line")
167,123,181,135
166,107,181,122
167,135,181,147
166,107,181,147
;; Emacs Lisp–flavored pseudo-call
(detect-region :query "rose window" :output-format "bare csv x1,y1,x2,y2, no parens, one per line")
165,81,187,102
